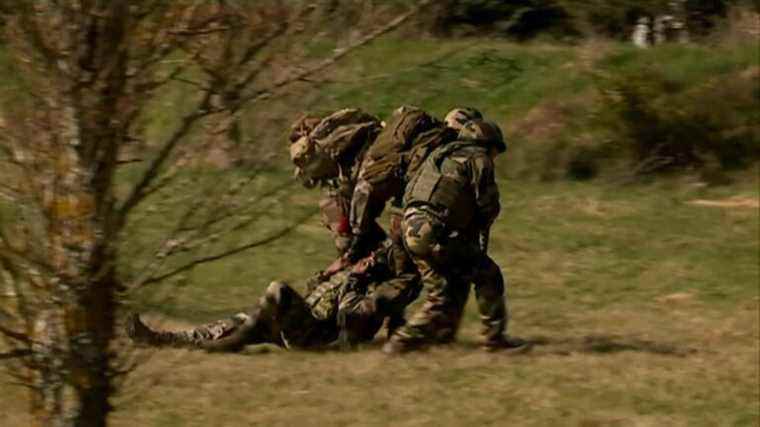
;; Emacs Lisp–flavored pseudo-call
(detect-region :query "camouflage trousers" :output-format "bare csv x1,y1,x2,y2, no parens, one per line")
169,281,335,351
392,211,509,347
161,271,420,351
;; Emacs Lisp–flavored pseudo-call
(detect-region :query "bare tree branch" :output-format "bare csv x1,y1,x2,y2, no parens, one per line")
136,210,316,288
0,323,31,344
234,0,433,109
117,92,213,224
0,349,33,360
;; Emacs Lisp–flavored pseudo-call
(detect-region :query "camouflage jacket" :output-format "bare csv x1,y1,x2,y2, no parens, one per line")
404,140,501,237
304,238,408,321
347,124,457,260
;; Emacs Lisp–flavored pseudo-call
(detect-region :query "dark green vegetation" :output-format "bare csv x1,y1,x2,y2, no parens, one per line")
427,0,742,40
289,37,759,182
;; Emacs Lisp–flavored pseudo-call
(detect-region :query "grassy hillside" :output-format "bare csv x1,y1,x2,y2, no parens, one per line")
243,36,758,181
1,33,758,426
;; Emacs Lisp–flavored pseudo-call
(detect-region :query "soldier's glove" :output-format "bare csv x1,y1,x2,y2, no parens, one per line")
345,235,365,263
350,253,377,277
323,256,350,279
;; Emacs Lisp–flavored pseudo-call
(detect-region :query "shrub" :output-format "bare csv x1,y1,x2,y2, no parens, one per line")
593,60,759,176
431,0,734,40
432,0,580,40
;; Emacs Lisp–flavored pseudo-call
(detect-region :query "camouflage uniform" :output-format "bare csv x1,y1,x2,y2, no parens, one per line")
347,107,459,263
288,109,422,334
288,110,385,256
127,240,421,351
342,107,485,303
387,120,517,351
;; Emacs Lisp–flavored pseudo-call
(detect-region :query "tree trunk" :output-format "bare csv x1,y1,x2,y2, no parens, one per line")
27,55,122,424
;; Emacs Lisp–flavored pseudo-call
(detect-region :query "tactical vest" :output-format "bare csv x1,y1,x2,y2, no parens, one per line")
304,272,349,321
404,141,487,229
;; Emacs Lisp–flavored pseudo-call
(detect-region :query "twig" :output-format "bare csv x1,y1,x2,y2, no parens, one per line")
233,0,433,109
136,210,316,288
0,323,31,344
117,91,213,225
0,349,33,360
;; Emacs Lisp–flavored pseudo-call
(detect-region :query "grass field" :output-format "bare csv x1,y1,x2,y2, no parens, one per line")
1,34,758,426
4,172,757,427
106,174,760,426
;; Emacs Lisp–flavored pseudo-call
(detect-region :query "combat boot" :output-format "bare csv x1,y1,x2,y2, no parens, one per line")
482,335,532,353
386,314,406,340
126,313,194,347
382,334,427,355
381,338,409,355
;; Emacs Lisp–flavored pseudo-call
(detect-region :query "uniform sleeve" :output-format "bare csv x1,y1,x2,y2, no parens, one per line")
349,179,381,236
319,190,352,254
470,154,501,229
343,177,395,262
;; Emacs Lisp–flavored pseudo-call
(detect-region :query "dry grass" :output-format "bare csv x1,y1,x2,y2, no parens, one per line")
5,175,757,427
106,302,757,427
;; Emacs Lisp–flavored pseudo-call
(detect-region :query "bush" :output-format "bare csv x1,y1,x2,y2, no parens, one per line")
593,61,760,175
432,0,580,40
432,0,734,40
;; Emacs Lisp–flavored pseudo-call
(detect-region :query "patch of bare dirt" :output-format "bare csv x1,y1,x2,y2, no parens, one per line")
507,102,570,141
688,196,759,209
656,292,695,304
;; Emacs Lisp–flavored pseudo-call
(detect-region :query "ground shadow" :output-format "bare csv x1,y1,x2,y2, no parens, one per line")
525,334,697,357
240,334,697,357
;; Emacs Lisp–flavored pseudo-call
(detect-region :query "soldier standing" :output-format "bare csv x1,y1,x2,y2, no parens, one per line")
383,120,528,353
632,16,652,48
287,109,420,333
288,109,386,258
344,107,482,265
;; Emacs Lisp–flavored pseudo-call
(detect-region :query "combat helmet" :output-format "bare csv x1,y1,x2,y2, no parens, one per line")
289,109,382,188
289,134,339,188
288,113,321,143
444,107,483,130
458,119,507,153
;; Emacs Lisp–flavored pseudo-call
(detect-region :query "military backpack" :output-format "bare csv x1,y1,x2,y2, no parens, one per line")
404,141,489,229
358,107,456,193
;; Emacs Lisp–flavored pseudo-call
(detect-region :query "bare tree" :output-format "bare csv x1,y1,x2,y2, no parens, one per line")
0,1,430,426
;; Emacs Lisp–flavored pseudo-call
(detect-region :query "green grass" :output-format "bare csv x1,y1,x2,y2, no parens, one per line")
47,169,751,427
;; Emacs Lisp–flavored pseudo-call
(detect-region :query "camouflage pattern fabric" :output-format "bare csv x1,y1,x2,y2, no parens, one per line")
403,141,501,231
155,281,332,350
390,139,510,348
130,240,421,351
344,107,461,262
173,312,251,344
319,189,353,254
392,211,474,344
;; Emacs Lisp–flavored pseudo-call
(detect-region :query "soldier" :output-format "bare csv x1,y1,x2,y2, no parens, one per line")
343,107,482,265
127,238,420,351
288,108,418,332
288,109,385,258
383,119,528,353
